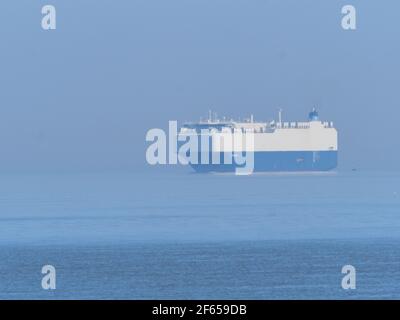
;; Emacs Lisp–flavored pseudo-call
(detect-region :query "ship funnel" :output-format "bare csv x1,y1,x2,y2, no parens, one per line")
308,108,319,121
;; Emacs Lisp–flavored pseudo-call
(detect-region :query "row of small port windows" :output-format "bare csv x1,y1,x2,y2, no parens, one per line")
275,122,334,129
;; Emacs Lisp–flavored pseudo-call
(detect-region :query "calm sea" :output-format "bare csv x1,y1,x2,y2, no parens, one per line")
0,169,399,299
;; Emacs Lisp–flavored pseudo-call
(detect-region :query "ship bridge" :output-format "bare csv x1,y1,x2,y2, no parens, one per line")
181,109,335,134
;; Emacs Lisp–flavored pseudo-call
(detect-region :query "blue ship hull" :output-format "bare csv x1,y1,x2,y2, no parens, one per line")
189,151,338,173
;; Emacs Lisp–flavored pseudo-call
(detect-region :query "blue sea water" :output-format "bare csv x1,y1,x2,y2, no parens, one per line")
0,169,399,299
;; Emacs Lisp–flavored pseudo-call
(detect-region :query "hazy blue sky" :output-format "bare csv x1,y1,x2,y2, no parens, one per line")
0,0,399,172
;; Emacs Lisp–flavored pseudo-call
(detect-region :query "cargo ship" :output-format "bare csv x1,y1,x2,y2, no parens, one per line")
178,109,338,173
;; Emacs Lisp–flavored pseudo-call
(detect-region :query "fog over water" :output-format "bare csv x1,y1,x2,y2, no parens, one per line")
1,1,399,300
0,1,399,172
